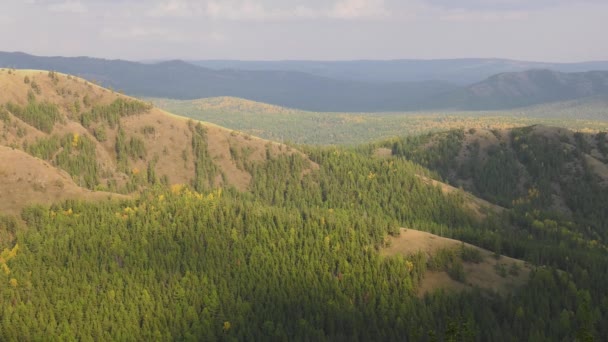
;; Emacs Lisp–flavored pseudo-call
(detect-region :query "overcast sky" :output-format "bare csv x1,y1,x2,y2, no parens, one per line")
2,0,607,62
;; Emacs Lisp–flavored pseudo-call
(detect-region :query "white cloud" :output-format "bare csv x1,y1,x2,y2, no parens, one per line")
146,0,389,20
100,26,226,43
421,0,608,13
329,0,388,19
440,9,529,22
146,0,201,17
48,0,88,13
206,1,274,20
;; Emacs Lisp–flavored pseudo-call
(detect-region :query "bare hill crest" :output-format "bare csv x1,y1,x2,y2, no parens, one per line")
0,68,312,213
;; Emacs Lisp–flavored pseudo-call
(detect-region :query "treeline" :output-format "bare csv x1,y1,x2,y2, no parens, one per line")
27,133,99,188
80,98,151,129
4,96,62,133
190,121,219,192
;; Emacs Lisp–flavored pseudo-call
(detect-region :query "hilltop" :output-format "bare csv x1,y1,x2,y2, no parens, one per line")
0,68,310,213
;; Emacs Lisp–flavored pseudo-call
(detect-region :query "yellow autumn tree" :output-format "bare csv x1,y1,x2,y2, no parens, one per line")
72,133,79,147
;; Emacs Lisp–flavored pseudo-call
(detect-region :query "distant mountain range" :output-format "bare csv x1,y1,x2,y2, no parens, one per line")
2,51,608,112
189,58,608,85
430,69,608,110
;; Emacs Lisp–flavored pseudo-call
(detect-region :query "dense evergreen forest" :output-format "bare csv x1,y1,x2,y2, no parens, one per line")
2,126,608,340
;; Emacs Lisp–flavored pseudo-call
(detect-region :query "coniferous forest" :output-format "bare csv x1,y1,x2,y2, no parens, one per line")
2,136,608,341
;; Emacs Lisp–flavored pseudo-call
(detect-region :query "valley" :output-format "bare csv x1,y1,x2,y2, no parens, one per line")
151,96,608,145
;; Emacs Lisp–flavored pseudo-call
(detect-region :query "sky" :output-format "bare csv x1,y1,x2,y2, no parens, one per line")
1,0,607,62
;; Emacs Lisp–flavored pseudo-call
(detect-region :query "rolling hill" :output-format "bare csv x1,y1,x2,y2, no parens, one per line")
385,125,608,236
443,69,608,110
0,68,311,212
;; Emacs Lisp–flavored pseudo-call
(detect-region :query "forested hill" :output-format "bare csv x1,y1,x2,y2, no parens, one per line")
436,69,608,110
1,68,608,340
385,125,608,231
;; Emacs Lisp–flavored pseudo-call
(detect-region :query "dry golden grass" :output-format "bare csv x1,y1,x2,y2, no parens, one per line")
0,69,315,213
0,145,127,215
373,147,392,158
382,228,531,297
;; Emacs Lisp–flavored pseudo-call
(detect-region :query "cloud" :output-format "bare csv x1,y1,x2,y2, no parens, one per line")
329,0,388,19
146,0,199,17
146,0,389,20
100,26,226,43
439,9,529,22
422,0,604,11
47,0,88,13
205,1,278,20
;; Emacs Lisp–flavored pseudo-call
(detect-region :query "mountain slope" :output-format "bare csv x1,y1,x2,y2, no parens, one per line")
0,146,127,215
382,228,530,296
386,125,608,238
0,68,310,206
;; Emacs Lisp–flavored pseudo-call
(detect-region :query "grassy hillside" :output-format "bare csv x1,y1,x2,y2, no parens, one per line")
0,146,127,215
152,96,608,145
0,68,308,210
382,228,530,296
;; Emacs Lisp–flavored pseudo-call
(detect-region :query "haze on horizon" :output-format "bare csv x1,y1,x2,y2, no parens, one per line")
2,0,607,62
